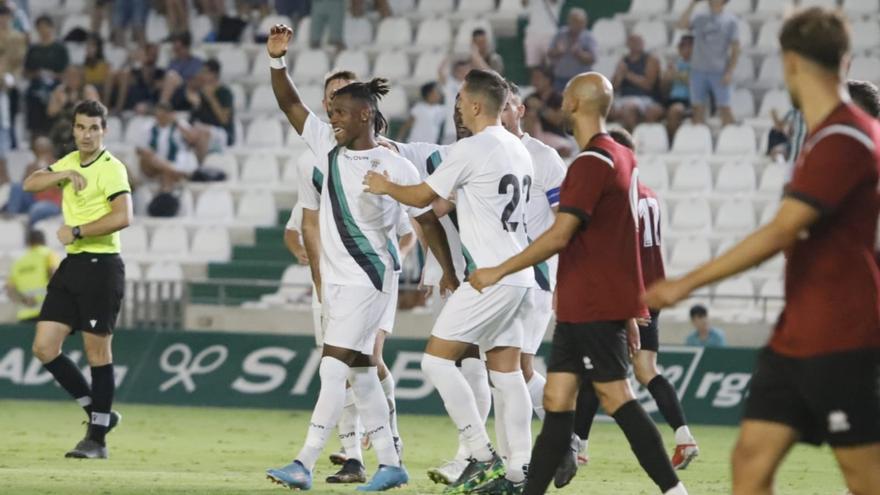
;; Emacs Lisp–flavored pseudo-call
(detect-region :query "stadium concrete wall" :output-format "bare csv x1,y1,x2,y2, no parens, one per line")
0,325,756,426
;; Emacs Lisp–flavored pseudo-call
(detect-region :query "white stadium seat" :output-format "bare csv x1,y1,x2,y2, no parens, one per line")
379,86,410,120
632,20,668,52
632,123,669,153
388,0,416,14
145,13,169,42
375,17,412,49
121,225,149,256
454,19,493,52
758,89,792,118
237,191,277,226
191,15,212,42
257,15,293,37
149,225,188,257
716,161,757,193
293,50,330,84
334,50,371,79
671,160,713,194
716,125,757,155
849,56,880,83
203,152,238,181
737,18,754,49
298,85,325,113
755,19,783,53
0,220,25,251
415,18,453,50
627,0,669,17
712,276,756,313
759,201,780,225
672,124,713,154
373,51,411,80
757,55,784,88
592,18,626,52
755,0,793,16
668,237,712,274
245,118,284,148
240,153,280,185
229,83,247,112
194,188,235,224
759,164,786,195
146,261,184,281
843,0,880,16
124,116,156,145
799,0,837,8
727,0,755,15
671,198,712,232
411,51,447,84
190,226,232,262
216,47,249,79
850,20,880,52
457,0,494,15
732,56,755,85
250,53,271,81
418,0,454,16
715,199,757,234
638,159,669,192
248,84,278,114
125,261,143,281
730,88,756,120
261,265,313,305
295,17,312,46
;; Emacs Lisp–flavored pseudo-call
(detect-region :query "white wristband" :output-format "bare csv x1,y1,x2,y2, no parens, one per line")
269,56,286,69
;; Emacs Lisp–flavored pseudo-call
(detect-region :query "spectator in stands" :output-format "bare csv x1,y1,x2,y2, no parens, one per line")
83,33,111,100
275,0,310,24
685,304,727,347
310,0,345,50
664,34,693,141
24,15,69,136
396,81,445,144
848,79,880,118
159,32,205,105
0,60,16,166
611,34,663,132
521,92,574,157
110,0,149,47
547,7,597,91
110,42,165,113
136,102,199,192
5,229,59,323
172,59,235,161
2,137,62,226
0,4,27,77
470,28,504,75
164,0,190,38
678,0,740,126
345,0,373,48
523,0,562,70
1,0,29,34
438,58,470,144
528,66,566,137
46,65,100,155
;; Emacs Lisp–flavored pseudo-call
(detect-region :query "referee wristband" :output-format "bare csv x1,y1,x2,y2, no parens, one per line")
269,56,287,69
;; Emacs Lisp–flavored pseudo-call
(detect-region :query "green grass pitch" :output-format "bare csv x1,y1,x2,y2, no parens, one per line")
0,400,846,494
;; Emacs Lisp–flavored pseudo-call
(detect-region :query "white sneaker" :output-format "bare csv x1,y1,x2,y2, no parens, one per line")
426,459,468,485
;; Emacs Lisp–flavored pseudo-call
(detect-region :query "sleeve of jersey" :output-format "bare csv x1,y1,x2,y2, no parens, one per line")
396,208,414,236
543,151,567,207
423,145,471,200
786,133,873,214
558,157,612,227
286,203,303,232
397,157,432,218
300,112,336,157
102,161,132,201
298,170,321,211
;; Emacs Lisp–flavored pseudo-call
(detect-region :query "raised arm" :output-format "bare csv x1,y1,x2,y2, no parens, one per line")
267,24,310,135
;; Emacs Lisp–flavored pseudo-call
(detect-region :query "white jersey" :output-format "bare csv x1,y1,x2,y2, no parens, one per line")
299,113,427,291
521,133,566,291
425,125,535,288
395,141,466,286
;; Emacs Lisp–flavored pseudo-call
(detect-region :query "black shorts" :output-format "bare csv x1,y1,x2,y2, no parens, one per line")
639,309,660,353
547,321,629,383
39,253,125,335
744,347,880,447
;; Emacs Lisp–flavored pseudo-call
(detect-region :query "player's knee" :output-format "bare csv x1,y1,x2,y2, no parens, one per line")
542,386,575,412
633,366,656,386
32,341,61,363
731,439,774,490
84,346,112,366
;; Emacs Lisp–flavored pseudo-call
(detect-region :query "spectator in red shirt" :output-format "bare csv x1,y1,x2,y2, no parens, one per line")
646,9,880,495
470,73,686,495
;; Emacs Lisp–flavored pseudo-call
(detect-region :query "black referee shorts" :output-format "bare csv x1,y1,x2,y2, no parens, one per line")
639,309,661,353
744,347,880,447
547,321,629,383
39,253,125,335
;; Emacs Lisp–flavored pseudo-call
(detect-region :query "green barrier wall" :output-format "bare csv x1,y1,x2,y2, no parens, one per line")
0,325,757,425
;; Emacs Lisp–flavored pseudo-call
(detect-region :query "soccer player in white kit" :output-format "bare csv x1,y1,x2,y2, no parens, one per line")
264,24,458,492
364,69,536,494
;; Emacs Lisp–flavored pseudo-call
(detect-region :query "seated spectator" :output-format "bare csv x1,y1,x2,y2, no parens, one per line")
2,137,62,226
344,0,373,49
109,42,165,113
470,28,504,75
163,0,190,38
1,0,30,34
136,102,199,191
83,33,111,100
310,0,345,50
396,82,445,144
547,8,597,91
664,34,693,140
438,58,470,144
23,14,69,136
522,93,574,157
110,0,148,46
275,0,311,24
523,0,562,70
46,65,100,156
611,34,663,132
171,59,234,161
685,304,727,347
159,32,205,105
5,229,59,323
0,4,26,77
529,66,566,137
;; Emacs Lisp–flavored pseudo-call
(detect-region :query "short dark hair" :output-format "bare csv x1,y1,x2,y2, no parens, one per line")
848,80,880,118
324,70,358,91
171,31,193,47
609,128,635,151
472,28,487,39
204,58,221,76
690,304,708,319
779,7,850,72
505,80,521,97
26,230,45,246
333,78,391,135
463,69,508,115
35,14,53,27
452,59,470,71
420,81,439,100
0,5,12,16
72,99,108,128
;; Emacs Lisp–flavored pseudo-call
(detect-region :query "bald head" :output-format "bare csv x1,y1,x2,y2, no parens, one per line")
567,8,587,32
562,72,613,119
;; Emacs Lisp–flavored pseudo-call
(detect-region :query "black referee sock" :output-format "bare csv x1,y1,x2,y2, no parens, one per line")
523,411,574,495
647,375,687,431
612,400,680,492
43,354,92,418
87,364,115,445
573,379,600,441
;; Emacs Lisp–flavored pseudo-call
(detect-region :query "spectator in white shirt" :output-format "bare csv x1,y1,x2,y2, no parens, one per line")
396,81,446,144
136,102,199,191
438,57,470,144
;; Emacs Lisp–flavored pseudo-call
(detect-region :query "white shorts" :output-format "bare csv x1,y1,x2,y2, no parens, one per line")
311,284,323,347
321,284,390,354
431,283,529,351
522,288,553,355
379,277,398,333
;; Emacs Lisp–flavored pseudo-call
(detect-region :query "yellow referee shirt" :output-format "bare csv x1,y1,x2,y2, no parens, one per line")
9,245,59,320
49,149,131,254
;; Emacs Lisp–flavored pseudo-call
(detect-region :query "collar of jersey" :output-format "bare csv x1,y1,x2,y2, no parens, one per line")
80,148,107,168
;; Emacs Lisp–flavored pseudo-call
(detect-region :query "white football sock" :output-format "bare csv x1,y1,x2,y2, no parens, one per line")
454,433,470,462
337,386,362,461
422,353,494,462
674,425,695,445
460,357,491,424
526,372,546,421
380,374,400,440
296,356,349,471
349,366,400,467
491,386,510,460
664,482,689,494
490,370,532,483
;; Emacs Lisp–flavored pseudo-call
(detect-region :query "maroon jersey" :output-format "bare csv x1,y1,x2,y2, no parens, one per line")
773,103,880,358
638,184,665,288
556,133,645,323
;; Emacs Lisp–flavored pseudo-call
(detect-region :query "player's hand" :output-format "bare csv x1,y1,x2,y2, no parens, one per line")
267,24,294,58
65,170,87,192
643,278,692,309
722,70,733,86
626,318,641,358
363,170,391,195
468,267,503,293
291,243,309,265
636,315,651,327
57,225,75,245
438,271,459,298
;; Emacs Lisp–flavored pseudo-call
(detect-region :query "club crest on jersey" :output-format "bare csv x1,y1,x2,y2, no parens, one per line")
370,159,380,169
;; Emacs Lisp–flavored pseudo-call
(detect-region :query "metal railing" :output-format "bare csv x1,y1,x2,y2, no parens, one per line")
118,280,186,330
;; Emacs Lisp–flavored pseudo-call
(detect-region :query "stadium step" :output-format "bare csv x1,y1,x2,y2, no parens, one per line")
255,227,287,245
188,282,277,305
207,260,289,280
232,245,295,263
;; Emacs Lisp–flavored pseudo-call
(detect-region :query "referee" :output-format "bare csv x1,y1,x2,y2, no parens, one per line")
24,100,132,459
